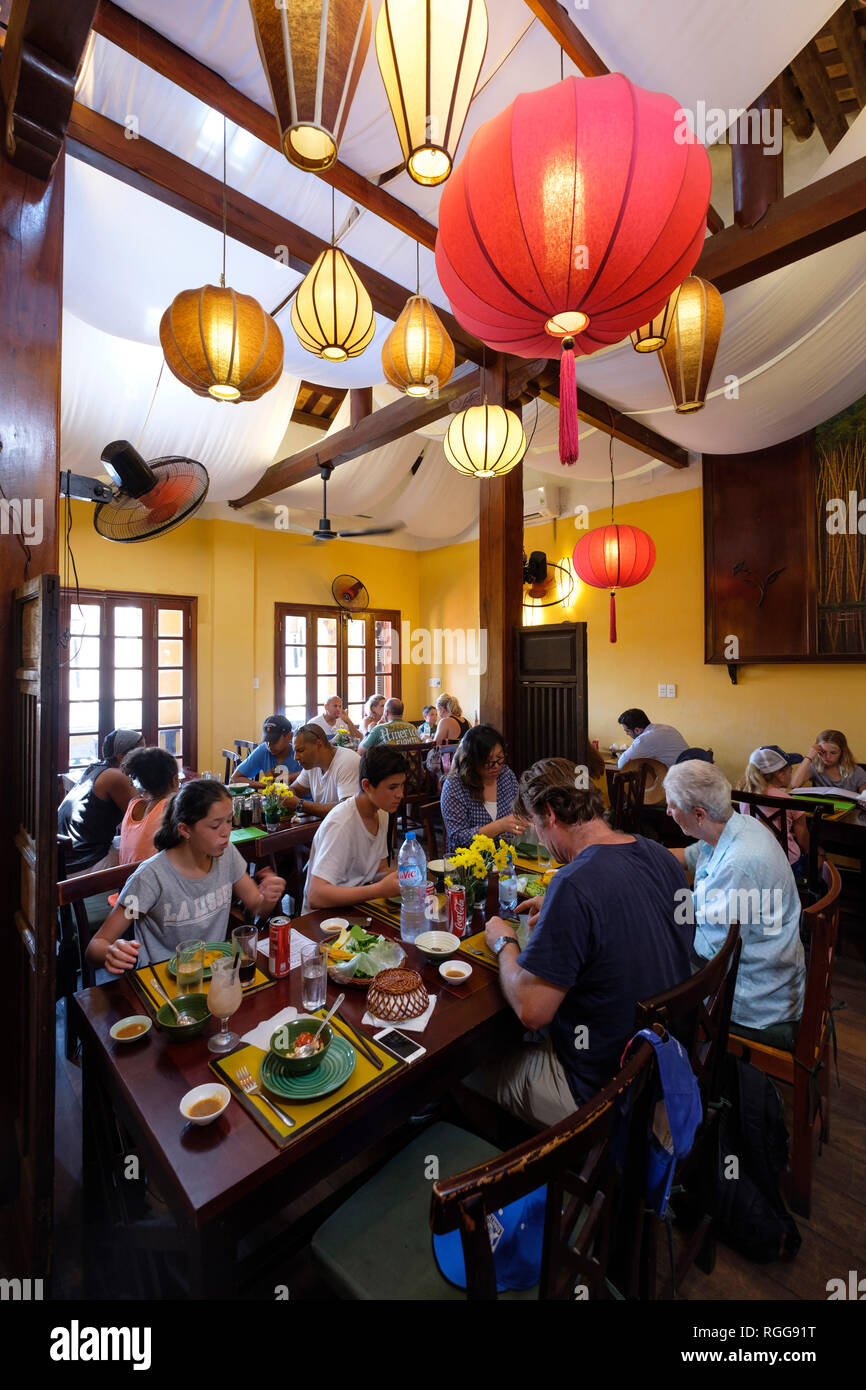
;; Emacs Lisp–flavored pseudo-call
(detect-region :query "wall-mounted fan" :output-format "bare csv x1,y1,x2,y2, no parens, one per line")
523,549,575,606
60,440,209,542
300,461,405,543
332,575,370,611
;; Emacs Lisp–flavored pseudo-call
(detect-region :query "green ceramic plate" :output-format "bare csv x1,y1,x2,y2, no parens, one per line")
260,1033,355,1100
387,894,402,905
166,940,233,980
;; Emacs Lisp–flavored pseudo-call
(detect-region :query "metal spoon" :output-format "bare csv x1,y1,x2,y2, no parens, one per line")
295,992,345,1057
149,966,194,1026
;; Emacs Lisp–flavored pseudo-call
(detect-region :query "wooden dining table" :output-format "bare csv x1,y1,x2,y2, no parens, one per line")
72,909,516,1298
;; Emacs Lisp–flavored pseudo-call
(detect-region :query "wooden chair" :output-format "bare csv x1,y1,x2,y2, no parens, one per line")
418,799,443,859
392,742,436,836
312,1040,657,1300
733,788,800,856
634,920,742,1295
728,861,842,1218
221,748,240,782
631,758,668,805
609,764,648,833
57,861,140,991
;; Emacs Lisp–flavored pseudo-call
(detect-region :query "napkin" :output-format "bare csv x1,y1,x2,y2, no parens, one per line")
362,993,438,1033
256,928,311,970
241,1005,299,1050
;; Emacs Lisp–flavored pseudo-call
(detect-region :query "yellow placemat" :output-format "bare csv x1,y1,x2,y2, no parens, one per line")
209,1024,403,1149
458,928,500,972
131,955,274,1015
366,898,402,929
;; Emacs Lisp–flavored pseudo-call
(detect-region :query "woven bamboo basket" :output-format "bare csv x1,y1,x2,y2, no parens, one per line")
366,968,429,1023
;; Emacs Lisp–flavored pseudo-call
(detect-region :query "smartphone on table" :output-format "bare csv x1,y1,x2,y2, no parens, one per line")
372,1028,427,1064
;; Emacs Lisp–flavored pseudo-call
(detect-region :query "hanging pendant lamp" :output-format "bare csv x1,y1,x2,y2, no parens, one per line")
435,75,711,464
291,246,376,361
630,284,682,352
160,119,284,401
571,428,655,642
376,0,489,186
657,275,724,412
382,246,454,396
249,0,372,172
444,403,526,478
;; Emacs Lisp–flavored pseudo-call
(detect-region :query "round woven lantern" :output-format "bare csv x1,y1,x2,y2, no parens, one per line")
444,404,526,478
291,247,376,361
159,284,284,402
573,524,656,644
366,968,429,1023
657,275,724,412
382,294,455,397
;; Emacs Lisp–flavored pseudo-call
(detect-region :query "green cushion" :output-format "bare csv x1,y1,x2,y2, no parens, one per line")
312,1122,538,1301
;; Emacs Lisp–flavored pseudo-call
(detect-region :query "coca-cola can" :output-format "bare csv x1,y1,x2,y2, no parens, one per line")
268,915,291,978
447,885,467,938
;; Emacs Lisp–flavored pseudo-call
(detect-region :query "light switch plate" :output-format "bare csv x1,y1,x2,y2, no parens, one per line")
658,683,667,698
253,677,259,689
667,683,677,698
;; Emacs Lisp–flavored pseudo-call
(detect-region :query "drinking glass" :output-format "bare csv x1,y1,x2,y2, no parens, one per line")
536,839,553,873
207,956,243,1053
176,939,205,997
232,925,258,988
301,946,327,1012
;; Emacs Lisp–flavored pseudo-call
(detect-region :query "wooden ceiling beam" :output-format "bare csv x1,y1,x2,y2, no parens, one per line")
779,66,815,141
790,41,850,151
0,0,98,178
90,0,439,251
64,102,484,363
694,152,866,291
829,2,866,107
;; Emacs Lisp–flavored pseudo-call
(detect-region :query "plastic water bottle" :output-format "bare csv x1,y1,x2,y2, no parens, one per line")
398,831,427,944
499,854,520,917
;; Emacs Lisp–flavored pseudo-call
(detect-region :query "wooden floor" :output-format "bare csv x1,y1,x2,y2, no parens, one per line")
48,954,866,1301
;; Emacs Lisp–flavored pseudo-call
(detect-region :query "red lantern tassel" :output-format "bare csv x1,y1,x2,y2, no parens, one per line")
559,337,579,466
609,590,617,643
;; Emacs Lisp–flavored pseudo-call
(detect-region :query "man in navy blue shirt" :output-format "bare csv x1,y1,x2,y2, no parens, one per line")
230,715,301,786
477,758,693,1127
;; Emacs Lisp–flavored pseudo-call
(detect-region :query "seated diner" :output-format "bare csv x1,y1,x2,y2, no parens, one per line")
57,728,144,873
307,695,362,745
118,746,180,864
616,708,689,770
440,724,525,853
231,715,300,785
358,696,421,748
302,745,405,911
736,745,810,879
789,729,866,794
288,724,362,819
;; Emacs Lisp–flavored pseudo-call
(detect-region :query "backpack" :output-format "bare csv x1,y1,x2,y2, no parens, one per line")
714,1054,801,1263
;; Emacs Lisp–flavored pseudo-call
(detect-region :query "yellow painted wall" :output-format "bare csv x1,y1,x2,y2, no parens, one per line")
68,487,866,784
67,502,424,771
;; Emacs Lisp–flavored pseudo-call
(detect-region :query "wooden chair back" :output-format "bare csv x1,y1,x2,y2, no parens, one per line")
234,738,256,763
222,748,239,783
632,758,668,805
609,764,648,833
58,861,140,990
794,861,841,1069
732,788,798,855
430,1040,657,1300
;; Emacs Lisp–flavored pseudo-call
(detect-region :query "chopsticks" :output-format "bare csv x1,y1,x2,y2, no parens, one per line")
329,1012,383,1071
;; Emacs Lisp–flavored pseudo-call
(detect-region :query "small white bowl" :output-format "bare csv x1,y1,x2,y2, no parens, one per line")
439,960,472,984
415,930,460,962
180,1084,230,1126
320,917,350,935
110,1015,152,1043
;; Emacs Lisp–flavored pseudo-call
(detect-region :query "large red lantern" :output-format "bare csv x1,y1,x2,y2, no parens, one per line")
573,525,656,643
435,75,711,464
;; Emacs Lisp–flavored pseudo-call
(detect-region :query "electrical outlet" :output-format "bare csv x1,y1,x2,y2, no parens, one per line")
667,683,677,698
430,676,442,688
658,683,667,699
253,677,259,689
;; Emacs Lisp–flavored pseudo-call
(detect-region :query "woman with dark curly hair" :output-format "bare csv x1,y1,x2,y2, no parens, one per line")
440,724,526,853
118,746,180,864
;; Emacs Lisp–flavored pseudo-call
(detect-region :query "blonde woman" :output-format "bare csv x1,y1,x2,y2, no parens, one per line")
434,694,470,746
359,694,385,736
790,729,866,794
736,747,809,877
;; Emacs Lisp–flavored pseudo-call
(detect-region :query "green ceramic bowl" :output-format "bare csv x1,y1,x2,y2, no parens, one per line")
155,992,210,1040
269,1016,333,1075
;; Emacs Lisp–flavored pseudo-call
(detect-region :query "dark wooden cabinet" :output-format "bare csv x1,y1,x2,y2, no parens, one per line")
513,623,588,774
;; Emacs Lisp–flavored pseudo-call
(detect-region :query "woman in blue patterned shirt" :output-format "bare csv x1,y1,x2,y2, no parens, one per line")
440,725,527,853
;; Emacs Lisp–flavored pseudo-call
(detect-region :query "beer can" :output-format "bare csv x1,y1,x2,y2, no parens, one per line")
268,915,291,979
447,885,467,938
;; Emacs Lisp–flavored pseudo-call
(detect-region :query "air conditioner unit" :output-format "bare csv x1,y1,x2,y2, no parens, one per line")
523,486,561,526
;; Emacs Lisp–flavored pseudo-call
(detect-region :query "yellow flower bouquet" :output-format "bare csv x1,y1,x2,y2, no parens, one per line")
262,776,295,824
444,833,511,911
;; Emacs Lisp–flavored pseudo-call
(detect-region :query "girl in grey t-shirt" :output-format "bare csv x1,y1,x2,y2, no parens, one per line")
87,781,285,972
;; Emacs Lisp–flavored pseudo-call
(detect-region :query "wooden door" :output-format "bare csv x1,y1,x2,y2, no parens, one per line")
13,574,59,1279
513,622,588,775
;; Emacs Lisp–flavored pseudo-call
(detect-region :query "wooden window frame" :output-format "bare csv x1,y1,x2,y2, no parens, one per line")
59,587,198,773
274,603,402,724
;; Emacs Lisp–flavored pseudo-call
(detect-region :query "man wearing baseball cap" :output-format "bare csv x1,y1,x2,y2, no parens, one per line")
58,728,144,872
231,714,301,786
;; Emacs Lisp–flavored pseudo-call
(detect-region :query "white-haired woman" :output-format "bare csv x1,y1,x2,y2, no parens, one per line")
663,759,804,1048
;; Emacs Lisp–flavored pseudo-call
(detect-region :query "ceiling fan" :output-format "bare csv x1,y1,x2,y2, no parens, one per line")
302,460,405,543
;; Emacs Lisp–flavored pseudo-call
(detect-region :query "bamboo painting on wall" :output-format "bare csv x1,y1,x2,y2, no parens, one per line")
816,395,866,656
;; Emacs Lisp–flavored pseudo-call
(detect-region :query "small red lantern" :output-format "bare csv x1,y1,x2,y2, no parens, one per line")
573,525,656,643
436,74,711,465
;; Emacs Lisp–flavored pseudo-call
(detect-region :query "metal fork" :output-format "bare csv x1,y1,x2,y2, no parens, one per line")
236,1064,295,1128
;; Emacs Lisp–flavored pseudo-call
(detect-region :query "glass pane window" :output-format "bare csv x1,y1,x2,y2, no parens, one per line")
375,620,391,644
317,617,337,645
158,668,183,697
158,639,183,667
159,698,182,727
70,637,100,668
69,604,101,636
375,649,392,674
284,677,306,707
115,669,143,699
69,701,99,733
347,618,366,646
159,729,182,756
158,609,183,637
114,701,143,729
284,645,306,675
346,704,363,726
69,668,99,700
114,606,143,636
317,676,337,704
347,676,364,704
115,637,143,668
69,733,99,768
285,615,306,644
285,706,307,728
347,648,365,676
317,646,337,675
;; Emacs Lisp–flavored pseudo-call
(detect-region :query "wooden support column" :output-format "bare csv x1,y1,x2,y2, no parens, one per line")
478,359,524,748
731,87,784,228
350,388,373,428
